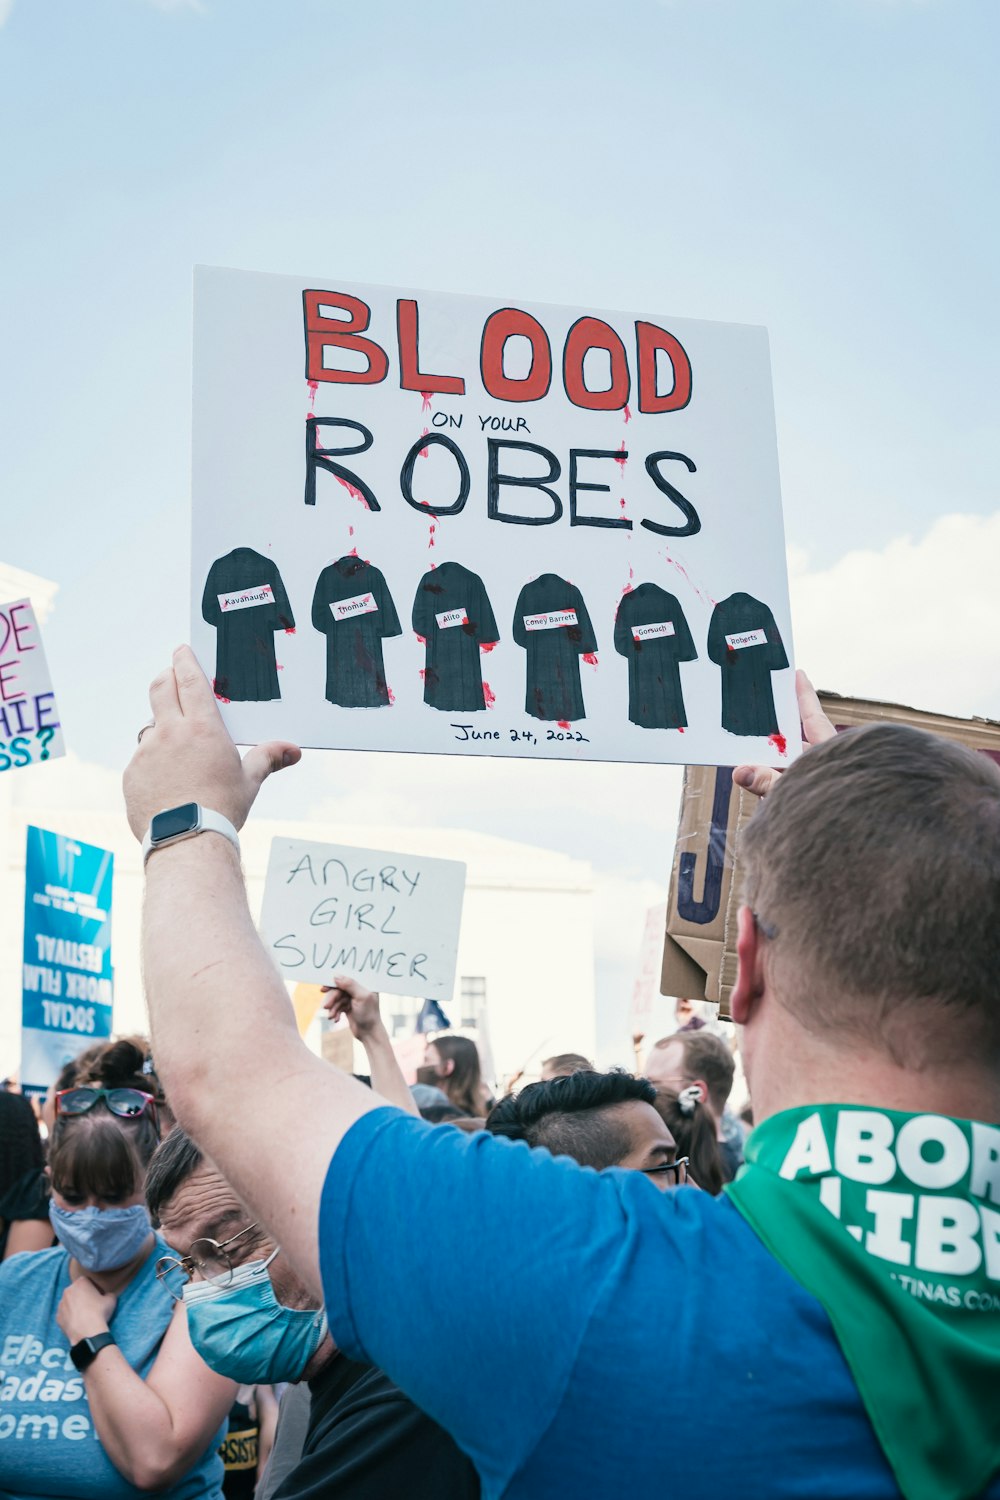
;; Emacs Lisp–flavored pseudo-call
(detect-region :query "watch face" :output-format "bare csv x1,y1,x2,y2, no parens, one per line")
150,803,200,843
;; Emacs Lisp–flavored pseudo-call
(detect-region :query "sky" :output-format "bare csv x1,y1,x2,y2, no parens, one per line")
2,0,998,1059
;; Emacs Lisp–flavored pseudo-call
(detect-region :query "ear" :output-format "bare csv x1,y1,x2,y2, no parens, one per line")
441,1058,455,1077
730,905,766,1026
690,1079,709,1105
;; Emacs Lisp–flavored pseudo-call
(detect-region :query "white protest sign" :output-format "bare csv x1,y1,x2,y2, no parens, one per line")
192,267,797,767
258,838,466,1000
0,599,65,772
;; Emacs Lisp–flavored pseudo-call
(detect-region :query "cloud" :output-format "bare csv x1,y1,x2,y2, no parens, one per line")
790,510,1000,723
0,0,14,27
9,750,124,813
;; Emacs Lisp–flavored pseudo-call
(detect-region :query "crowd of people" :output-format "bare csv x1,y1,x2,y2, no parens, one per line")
0,649,997,1499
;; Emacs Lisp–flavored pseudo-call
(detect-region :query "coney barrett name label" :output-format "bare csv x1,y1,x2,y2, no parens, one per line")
725,628,768,650
218,584,275,612
524,609,578,632
632,621,676,642
436,608,469,629
330,592,378,622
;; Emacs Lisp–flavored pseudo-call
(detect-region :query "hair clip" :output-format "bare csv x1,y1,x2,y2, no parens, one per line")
678,1085,700,1116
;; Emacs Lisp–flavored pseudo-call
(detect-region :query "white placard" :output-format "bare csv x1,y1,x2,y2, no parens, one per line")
192,267,798,766
436,608,468,629
258,837,466,1001
0,599,65,772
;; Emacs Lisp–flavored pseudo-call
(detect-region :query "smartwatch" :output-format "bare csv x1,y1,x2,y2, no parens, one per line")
142,803,241,866
70,1332,116,1371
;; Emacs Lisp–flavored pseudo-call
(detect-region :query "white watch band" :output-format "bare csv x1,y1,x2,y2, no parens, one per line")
142,806,241,866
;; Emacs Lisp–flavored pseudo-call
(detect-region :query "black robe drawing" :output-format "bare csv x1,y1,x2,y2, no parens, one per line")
201,548,295,702
411,562,500,712
707,592,789,737
311,556,402,708
614,584,697,729
512,574,597,723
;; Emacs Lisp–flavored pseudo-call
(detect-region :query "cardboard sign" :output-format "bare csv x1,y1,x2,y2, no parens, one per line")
258,838,466,1000
660,693,1000,1015
21,827,114,1096
191,266,797,767
0,598,65,772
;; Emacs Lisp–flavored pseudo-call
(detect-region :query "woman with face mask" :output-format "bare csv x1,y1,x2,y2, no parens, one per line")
0,1039,234,1499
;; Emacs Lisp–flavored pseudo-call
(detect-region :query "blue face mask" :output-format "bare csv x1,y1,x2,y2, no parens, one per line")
49,1202,152,1272
183,1257,328,1385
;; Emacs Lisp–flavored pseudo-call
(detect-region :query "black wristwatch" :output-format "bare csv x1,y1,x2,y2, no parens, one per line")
70,1332,116,1371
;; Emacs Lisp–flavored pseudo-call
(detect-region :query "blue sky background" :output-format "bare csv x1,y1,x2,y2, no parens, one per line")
2,0,997,1053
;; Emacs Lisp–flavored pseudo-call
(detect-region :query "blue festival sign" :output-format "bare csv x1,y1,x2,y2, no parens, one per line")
21,826,114,1096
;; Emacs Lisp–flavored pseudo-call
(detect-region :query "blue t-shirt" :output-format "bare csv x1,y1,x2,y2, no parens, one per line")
0,1237,225,1500
320,1108,1000,1500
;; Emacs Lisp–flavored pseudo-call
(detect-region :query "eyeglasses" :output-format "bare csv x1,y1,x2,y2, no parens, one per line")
56,1087,158,1122
642,1156,690,1185
155,1222,277,1302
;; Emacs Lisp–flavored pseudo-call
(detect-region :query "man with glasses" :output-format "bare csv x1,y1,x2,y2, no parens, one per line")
485,1070,689,1187
145,1127,479,1500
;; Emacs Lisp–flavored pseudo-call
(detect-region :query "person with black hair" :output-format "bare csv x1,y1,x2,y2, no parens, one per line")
0,1091,51,1260
485,1070,685,1185
0,1038,233,1498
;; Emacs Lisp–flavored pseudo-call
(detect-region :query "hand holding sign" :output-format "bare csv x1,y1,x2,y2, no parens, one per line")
124,646,301,842
322,976,383,1038
732,671,836,798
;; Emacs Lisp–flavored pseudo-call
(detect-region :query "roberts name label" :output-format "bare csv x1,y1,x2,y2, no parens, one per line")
725,628,768,650
219,585,275,612
331,592,379,622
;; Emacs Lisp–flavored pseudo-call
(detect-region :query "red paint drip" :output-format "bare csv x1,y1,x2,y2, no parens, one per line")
769,733,788,757
420,426,430,459
677,726,685,734
483,680,496,708
415,633,426,645
615,441,627,475
214,693,231,704
336,474,369,508
582,652,598,666
619,497,627,511
418,668,427,681
557,720,571,730
428,524,436,548
285,627,296,635
307,380,318,412
387,686,396,705
277,664,284,671
623,404,632,424
421,392,433,412
348,525,354,537
661,545,717,606
480,641,496,653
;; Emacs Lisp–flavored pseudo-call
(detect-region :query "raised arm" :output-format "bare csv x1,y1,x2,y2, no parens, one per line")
123,647,383,1298
321,977,420,1117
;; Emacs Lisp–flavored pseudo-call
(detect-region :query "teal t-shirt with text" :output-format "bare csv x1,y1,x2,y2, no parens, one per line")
0,1237,224,1500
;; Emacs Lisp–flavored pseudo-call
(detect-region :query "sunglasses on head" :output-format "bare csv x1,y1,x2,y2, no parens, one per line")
55,1087,158,1123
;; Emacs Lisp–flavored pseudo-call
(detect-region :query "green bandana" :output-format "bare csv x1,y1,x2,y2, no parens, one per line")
725,1105,1000,1500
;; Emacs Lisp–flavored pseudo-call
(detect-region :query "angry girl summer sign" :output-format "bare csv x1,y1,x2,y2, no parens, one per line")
192,267,797,767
